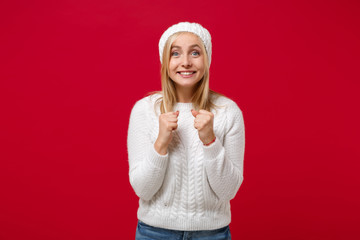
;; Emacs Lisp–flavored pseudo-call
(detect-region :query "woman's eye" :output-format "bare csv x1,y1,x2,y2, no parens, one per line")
191,51,200,56
171,52,179,56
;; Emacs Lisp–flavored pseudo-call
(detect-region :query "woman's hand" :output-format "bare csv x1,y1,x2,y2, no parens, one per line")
154,111,179,155
191,109,216,145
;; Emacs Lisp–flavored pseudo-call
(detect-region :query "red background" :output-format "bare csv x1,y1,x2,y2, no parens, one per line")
1,0,359,239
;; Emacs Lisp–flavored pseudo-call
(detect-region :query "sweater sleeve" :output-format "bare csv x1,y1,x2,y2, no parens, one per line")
202,101,245,202
127,99,169,201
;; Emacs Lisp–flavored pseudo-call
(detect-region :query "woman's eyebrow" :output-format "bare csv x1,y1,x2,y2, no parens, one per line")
189,44,201,49
171,44,201,49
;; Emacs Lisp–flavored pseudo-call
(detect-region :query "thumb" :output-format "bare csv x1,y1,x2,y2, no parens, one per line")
191,109,199,117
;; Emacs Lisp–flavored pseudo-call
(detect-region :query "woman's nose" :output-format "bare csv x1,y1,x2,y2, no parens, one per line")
181,55,192,67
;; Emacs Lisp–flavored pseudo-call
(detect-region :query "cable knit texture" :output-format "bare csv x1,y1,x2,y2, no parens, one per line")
127,93,245,231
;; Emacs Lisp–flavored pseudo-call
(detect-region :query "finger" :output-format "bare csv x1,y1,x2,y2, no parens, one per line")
167,114,179,120
198,109,208,114
191,109,199,117
165,111,179,116
167,117,178,123
196,114,211,122
199,109,213,117
172,110,179,115
168,122,178,130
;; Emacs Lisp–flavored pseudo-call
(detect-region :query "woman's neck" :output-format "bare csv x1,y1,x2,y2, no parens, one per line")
175,87,195,103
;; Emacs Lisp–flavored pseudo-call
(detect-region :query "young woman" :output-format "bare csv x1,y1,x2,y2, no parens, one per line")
127,22,245,240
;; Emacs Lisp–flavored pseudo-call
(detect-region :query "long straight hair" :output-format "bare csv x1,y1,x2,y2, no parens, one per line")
150,32,222,114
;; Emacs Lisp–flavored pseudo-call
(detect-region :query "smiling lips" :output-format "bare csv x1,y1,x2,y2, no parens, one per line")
177,71,196,78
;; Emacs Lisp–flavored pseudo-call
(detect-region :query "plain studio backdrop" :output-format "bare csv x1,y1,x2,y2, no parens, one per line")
1,0,359,239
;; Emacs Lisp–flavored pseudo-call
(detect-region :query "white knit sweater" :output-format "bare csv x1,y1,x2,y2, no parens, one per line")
127,93,245,231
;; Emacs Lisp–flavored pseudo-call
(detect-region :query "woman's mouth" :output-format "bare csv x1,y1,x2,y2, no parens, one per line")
177,71,196,77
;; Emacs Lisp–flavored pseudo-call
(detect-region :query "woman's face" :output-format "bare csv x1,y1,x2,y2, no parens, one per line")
168,32,206,91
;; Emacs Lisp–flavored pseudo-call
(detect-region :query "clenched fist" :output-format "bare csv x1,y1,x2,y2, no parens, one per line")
191,109,216,145
154,111,179,155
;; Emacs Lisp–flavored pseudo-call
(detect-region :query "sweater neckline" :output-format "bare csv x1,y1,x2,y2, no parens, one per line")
174,102,193,111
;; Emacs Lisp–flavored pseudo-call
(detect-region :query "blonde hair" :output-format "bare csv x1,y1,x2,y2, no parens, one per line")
150,32,222,114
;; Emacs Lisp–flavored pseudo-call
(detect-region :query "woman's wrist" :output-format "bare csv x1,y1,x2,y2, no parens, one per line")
203,136,216,146
154,139,168,155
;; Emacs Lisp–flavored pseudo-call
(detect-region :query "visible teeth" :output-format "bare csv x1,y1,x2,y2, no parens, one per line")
180,72,194,75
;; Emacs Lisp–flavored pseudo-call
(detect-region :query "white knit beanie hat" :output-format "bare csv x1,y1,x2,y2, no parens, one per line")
158,22,212,65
